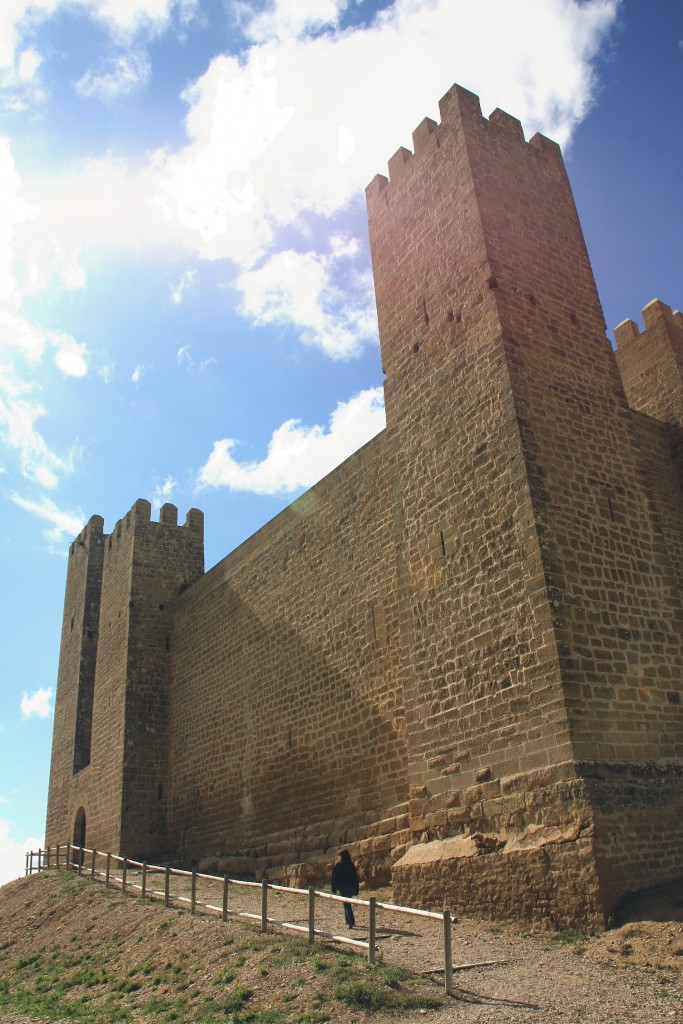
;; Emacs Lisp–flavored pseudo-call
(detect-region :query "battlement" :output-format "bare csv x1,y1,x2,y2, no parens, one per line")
366,83,562,199
614,298,683,428
96,500,205,552
68,515,104,557
614,299,683,347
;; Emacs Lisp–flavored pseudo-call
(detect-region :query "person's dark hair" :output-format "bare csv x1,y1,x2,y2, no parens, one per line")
339,849,352,864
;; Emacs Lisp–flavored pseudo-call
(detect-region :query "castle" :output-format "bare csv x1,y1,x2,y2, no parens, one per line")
46,85,683,930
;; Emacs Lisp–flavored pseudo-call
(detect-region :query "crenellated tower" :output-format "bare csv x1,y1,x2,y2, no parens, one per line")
367,84,683,925
46,500,204,860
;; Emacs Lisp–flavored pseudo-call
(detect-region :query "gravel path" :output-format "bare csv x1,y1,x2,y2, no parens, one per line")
156,869,683,1023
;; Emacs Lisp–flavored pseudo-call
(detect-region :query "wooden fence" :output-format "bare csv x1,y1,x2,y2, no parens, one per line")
26,844,455,995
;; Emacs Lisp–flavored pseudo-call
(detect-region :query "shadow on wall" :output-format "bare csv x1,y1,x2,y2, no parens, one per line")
167,583,408,870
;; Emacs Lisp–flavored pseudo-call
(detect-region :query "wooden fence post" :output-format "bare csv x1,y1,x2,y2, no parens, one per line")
122,858,128,893
443,910,453,996
368,897,376,964
222,876,229,923
164,867,170,908
78,847,84,875
308,887,315,944
91,849,97,880
105,852,111,888
25,852,29,877
261,879,268,933
66,842,71,871
56,844,61,870
142,863,147,899
46,846,51,870
191,867,197,915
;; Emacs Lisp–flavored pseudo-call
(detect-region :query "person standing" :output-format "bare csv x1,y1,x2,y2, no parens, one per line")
331,849,360,929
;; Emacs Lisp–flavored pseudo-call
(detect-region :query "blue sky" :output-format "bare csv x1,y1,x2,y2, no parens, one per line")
0,0,681,885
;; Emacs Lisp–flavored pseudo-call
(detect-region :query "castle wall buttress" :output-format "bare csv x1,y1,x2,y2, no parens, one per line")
367,84,683,925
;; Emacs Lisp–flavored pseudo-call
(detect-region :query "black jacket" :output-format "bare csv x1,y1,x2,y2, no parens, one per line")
332,859,359,895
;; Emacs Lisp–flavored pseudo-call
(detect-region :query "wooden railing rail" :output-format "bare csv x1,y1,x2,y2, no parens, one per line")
26,844,456,994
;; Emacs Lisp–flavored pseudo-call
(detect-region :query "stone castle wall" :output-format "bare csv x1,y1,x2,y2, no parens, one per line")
167,435,411,884
46,84,683,930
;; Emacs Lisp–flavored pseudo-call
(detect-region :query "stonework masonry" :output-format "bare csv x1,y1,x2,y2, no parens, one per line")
46,85,683,931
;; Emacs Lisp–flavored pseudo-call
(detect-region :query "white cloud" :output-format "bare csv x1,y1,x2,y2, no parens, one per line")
170,268,196,305
197,385,385,495
141,0,617,346
20,687,54,719
151,474,177,509
53,337,88,378
0,0,618,366
10,492,85,544
0,818,43,887
239,0,349,43
131,363,144,384
0,377,79,488
17,47,42,83
236,244,377,358
75,51,151,100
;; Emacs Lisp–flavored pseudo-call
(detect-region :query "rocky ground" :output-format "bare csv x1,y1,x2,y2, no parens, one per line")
1,869,682,1023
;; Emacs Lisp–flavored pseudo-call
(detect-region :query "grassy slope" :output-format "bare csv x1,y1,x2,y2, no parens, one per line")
0,872,445,1024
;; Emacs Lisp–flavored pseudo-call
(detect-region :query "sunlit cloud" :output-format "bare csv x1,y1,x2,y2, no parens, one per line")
151,474,177,510
236,243,377,358
131,364,145,384
10,492,85,545
197,385,385,495
170,268,196,305
0,378,79,488
238,0,349,43
53,337,89,378
0,818,43,887
20,687,54,719
1,1,618,361
74,51,151,100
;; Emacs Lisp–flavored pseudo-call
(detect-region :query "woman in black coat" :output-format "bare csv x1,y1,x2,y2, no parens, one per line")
331,849,360,928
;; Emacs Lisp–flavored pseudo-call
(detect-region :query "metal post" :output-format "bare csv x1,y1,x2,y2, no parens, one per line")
142,863,147,899
443,910,453,996
308,887,316,944
105,852,111,888
164,866,170,908
191,867,197,915
368,897,376,964
91,849,97,880
222,876,229,923
25,852,29,876
261,878,268,933
122,857,128,893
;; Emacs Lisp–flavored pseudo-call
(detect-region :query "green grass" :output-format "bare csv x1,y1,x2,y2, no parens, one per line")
1,873,446,1024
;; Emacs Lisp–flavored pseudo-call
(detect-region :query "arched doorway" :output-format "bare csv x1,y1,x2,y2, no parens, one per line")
73,807,86,867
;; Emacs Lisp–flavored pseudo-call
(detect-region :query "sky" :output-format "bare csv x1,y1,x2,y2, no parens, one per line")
0,0,681,887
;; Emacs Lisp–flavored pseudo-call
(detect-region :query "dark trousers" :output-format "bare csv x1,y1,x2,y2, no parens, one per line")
339,886,355,927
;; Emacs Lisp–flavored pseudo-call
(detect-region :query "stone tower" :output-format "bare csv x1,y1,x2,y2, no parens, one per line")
367,85,683,923
46,500,204,860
